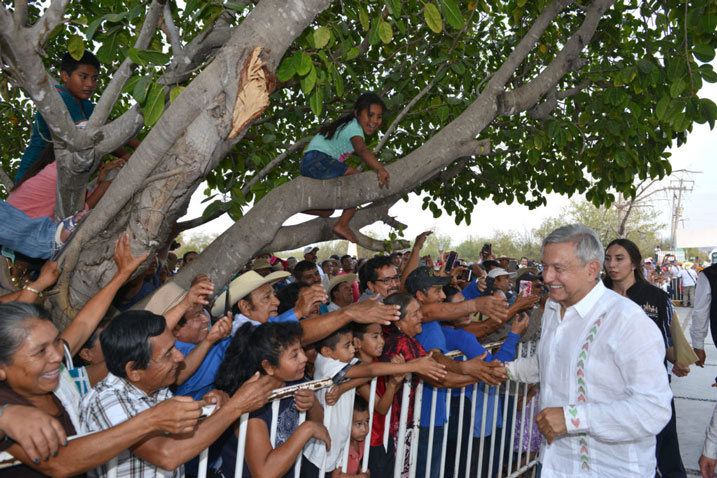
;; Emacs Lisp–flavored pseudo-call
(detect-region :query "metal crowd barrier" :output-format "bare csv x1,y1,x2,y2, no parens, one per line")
670,277,683,303
3,340,540,478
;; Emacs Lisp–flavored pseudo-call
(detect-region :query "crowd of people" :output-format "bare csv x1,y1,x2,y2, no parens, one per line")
0,48,715,478
2,220,715,478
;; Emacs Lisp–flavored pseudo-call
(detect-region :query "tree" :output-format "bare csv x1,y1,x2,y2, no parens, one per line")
532,197,665,256
1,0,715,325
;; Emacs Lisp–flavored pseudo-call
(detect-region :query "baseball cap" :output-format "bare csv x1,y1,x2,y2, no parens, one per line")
405,266,450,294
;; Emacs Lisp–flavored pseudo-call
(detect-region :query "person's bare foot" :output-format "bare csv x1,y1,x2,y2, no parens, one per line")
332,223,358,243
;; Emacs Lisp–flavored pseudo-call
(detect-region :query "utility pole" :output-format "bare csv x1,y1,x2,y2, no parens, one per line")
667,177,694,250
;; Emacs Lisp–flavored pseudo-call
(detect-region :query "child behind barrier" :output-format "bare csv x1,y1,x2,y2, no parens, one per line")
302,325,446,477
215,322,329,478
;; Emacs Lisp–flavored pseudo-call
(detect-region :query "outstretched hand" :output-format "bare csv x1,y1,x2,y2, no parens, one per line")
510,312,531,335
411,351,447,382
184,277,215,307
463,352,508,386
472,295,508,322
344,295,400,325
114,232,149,278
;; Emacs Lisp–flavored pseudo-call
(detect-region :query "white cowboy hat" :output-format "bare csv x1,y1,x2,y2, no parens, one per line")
211,270,289,317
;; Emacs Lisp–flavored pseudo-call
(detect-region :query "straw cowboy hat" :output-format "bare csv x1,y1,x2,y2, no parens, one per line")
327,273,357,295
211,270,289,317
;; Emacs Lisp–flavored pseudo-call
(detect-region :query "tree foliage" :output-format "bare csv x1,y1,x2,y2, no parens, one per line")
0,0,715,323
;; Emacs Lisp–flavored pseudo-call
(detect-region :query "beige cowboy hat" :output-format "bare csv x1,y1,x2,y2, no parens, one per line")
327,273,357,295
211,270,290,317
252,258,274,271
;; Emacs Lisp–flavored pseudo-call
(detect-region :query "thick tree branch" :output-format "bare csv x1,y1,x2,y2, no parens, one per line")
13,0,27,26
53,0,332,321
160,11,236,85
488,0,575,96
259,195,407,254
497,0,614,115
93,105,145,155
87,0,164,129
30,0,70,46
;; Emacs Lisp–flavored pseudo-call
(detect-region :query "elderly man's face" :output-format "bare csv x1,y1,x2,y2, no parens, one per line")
541,242,601,311
333,281,354,305
134,329,184,394
368,265,400,297
241,283,280,323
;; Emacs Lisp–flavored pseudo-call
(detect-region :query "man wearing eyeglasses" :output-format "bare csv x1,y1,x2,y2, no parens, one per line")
357,255,402,302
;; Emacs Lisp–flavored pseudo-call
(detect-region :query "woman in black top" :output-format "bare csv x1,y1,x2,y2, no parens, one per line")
603,238,688,478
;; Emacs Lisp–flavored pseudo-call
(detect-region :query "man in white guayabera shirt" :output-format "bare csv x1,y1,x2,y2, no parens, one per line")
503,224,672,477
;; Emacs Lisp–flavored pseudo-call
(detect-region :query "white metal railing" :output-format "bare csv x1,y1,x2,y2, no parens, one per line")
2,340,540,478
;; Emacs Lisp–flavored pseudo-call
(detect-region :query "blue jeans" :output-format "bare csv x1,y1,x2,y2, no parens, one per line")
300,150,349,179
416,425,444,478
0,201,56,259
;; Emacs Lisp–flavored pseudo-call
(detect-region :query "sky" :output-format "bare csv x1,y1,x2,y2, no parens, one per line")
180,82,716,250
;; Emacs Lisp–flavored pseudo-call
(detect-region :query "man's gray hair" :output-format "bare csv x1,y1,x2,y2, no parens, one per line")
542,224,604,266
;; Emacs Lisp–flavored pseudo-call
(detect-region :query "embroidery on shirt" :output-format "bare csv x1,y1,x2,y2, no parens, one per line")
572,314,604,472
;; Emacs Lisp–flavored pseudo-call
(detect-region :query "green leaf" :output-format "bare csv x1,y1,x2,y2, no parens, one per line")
296,52,312,76
127,47,145,66
700,98,717,129
669,78,686,98
655,96,669,120
300,65,317,94
345,47,359,60
378,21,393,44
516,0,527,6
693,43,716,63
68,35,85,61
137,50,170,66
331,66,344,97
359,6,369,31
424,3,443,33
169,86,184,103
314,26,331,49
441,0,465,30
310,89,324,117
104,12,127,22
202,200,230,221
96,33,119,65
276,58,296,82
85,18,103,42
450,62,465,75
637,59,656,74
143,82,165,127
133,76,152,103
385,0,401,16
122,76,139,95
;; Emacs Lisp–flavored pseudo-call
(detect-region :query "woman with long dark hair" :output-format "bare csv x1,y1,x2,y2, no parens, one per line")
603,238,688,477
215,322,329,477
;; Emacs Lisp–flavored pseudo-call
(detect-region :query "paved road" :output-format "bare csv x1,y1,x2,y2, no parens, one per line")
674,306,714,477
